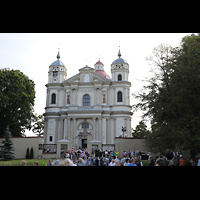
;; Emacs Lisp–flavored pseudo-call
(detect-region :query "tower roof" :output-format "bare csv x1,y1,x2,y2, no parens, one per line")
95,60,104,65
112,48,128,64
50,50,65,66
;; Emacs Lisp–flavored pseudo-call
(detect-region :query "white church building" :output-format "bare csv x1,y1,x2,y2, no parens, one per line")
43,48,133,156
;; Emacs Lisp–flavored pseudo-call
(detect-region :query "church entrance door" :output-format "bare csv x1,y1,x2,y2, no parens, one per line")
82,139,87,149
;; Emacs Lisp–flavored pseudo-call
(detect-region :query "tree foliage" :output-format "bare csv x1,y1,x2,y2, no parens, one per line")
0,69,35,137
32,114,44,136
1,126,15,161
134,34,200,158
132,121,150,138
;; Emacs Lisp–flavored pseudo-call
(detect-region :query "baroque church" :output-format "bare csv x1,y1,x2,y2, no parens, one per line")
43,48,133,153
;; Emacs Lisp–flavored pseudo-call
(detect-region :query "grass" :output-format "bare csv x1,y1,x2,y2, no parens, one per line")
142,160,149,166
0,159,149,166
0,158,55,166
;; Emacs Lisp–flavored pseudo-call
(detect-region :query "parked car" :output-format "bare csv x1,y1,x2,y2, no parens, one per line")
138,151,149,160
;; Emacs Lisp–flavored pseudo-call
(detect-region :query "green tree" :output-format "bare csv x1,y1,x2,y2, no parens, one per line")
30,147,34,159
26,147,30,159
135,34,200,158
1,126,15,161
0,69,35,137
132,121,150,138
32,114,44,136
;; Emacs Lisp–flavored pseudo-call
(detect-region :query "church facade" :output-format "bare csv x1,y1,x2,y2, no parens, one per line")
43,49,133,154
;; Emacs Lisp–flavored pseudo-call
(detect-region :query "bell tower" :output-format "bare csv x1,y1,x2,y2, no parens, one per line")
48,51,67,83
111,48,129,81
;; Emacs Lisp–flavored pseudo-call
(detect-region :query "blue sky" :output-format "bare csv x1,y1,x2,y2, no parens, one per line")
0,33,190,136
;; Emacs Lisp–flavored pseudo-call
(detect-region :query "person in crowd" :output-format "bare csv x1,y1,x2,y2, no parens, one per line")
163,156,169,166
47,159,52,166
148,155,155,166
77,158,85,166
33,161,39,166
54,158,59,166
115,160,121,166
95,157,99,166
190,158,197,166
128,158,137,166
123,158,130,166
155,159,164,166
179,155,185,166
109,159,116,166
86,157,92,166
64,158,73,166
20,160,26,166
198,158,200,166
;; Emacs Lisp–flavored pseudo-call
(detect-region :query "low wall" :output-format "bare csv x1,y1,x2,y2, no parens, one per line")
0,137,44,159
114,137,148,158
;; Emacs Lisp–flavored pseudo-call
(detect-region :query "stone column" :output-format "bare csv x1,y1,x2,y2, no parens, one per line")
63,118,67,139
60,119,64,139
98,117,102,141
107,117,111,144
72,118,76,141
93,117,96,140
67,118,71,137
102,118,106,144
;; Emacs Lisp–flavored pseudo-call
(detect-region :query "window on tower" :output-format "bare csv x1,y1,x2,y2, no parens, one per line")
118,74,122,81
53,71,58,76
51,93,56,104
117,91,123,102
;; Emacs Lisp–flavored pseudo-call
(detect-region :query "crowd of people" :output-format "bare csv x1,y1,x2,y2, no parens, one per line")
150,151,199,166
59,148,143,166
20,148,200,166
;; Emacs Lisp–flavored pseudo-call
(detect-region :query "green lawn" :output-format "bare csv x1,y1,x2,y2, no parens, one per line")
0,158,55,166
0,159,149,166
142,160,149,166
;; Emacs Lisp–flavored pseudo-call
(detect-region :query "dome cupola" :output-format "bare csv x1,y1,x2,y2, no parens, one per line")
50,51,65,67
94,59,111,79
111,48,128,65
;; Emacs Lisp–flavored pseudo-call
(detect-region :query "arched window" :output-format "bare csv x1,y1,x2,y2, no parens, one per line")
118,74,122,81
51,93,56,104
117,91,122,102
83,94,90,106
82,123,89,129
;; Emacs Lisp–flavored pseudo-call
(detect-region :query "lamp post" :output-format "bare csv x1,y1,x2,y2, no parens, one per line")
122,126,126,138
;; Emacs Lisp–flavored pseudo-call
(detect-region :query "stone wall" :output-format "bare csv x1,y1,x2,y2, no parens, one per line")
114,137,148,158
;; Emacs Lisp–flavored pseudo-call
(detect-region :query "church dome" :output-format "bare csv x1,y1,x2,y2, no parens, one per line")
95,70,111,79
111,48,128,65
94,59,111,79
112,57,128,64
50,51,65,67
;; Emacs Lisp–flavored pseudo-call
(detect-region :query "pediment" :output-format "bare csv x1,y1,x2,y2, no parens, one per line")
63,73,80,83
79,66,95,72
62,66,111,85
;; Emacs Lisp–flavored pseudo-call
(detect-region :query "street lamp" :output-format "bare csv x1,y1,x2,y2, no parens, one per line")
122,126,126,138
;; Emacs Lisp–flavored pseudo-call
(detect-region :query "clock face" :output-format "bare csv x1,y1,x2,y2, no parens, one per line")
84,74,90,82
